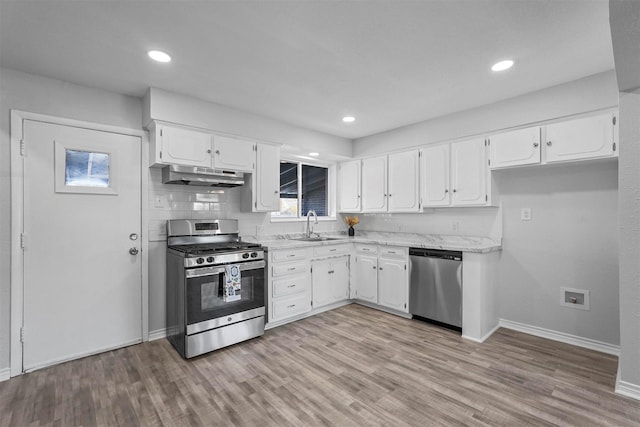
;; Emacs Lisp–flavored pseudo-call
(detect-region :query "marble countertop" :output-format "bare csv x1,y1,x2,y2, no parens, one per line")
244,230,501,253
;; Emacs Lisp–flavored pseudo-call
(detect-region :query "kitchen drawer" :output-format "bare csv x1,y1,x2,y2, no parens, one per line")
272,248,311,262
379,246,408,258
271,293,311,321
272,274,310,298
355,244,377,255
313,244,350,258
272,261,309,277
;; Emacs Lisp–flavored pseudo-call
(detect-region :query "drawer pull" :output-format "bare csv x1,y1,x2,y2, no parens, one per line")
287,284,296,288
287,304,296,309
363,248,370,251
328,270,335,274
288,267,297,271
388,251,396,254
330,249,336,252
287,254,296,258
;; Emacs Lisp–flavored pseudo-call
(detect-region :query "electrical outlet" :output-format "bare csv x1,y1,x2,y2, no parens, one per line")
521,208,532,221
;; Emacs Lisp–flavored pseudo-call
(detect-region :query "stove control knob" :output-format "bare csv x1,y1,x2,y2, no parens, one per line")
196,257,205,265
251,252,258,258
206,256,214,263
242,253,250,259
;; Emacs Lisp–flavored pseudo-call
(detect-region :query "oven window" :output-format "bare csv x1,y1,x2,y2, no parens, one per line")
186,266,265,326
200,275,255,312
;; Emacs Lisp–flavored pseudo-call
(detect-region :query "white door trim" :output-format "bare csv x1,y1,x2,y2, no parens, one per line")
10,110,149,378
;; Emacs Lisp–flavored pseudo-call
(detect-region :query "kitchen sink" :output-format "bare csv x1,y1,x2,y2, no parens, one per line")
292,236,344,242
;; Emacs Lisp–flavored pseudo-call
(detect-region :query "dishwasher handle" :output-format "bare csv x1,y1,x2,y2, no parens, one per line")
409,247,462,261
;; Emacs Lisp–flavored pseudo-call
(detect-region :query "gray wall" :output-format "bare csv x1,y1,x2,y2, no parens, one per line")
495,162,619,344
352,71,621,346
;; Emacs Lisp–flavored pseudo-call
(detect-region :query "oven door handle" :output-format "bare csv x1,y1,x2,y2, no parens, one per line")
186,260,266,278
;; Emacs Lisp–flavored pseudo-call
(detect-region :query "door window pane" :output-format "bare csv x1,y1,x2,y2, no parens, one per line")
65,149,110,187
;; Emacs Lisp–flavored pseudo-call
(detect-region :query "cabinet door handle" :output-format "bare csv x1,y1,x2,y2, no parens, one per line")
444,189,449,193
546,141,552,146
388,194,392,197
206,149,212,154
379,267,383,271
215,149,221,154
373,266,376,269
452,189,457,193
533,142,539,148
274,190,279,194
328,270,335,274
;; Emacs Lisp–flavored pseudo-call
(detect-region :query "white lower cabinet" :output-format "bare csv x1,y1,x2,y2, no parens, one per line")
353,245,409,313
377,247,409,312
311,256,350,309
353,253,378,303
268,248,311,324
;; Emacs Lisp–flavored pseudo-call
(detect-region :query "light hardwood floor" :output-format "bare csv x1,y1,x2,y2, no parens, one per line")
2,304,639,426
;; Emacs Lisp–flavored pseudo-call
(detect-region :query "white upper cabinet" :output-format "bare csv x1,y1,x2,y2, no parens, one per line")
489,127,541,169
420,144,450,207
212,135,255,172
151,122,259,172
157,123,213,168
451,138,487,206
544,113,617,163
337,160,361,212
253,144,280,212
362,155,388,212
388,150,420,212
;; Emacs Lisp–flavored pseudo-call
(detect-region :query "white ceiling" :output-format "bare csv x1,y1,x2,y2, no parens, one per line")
0,0,614,139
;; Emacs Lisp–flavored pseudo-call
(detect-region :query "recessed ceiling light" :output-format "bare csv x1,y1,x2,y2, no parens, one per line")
148,50,171,63
342,116,355,123
309,152,319,156
491,60,514,72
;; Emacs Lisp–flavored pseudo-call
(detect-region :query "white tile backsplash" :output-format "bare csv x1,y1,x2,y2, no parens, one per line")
148,167,501,242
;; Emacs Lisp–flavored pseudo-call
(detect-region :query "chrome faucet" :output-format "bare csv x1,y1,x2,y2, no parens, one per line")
306,209,318,238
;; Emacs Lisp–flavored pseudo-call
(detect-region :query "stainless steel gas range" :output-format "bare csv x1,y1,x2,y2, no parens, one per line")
166,219,265,358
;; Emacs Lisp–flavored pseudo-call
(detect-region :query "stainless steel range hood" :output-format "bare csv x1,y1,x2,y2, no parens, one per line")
162,165,245,187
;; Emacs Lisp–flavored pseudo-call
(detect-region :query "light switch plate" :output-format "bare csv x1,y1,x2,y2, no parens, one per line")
521,208,532,221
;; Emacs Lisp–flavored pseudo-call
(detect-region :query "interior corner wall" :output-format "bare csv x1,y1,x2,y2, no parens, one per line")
0,67,143,373
618,89,640,387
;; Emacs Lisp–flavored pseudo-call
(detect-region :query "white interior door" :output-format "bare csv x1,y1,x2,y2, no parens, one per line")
22,119,142,372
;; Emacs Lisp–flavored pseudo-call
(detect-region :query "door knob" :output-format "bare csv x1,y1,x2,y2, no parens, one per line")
533,142,539,148
129,247,139,255
546,141,552,146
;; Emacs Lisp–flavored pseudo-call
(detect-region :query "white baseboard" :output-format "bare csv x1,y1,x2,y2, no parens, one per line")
499,319,620,356
616,368,640,401
462,323,501,344
0,367,10,382
148,328,167,341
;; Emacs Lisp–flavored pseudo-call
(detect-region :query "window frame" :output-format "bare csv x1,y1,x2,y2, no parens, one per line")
270,158,336,222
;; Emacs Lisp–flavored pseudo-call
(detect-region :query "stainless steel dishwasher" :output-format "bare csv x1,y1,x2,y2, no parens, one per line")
409,248,463,330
